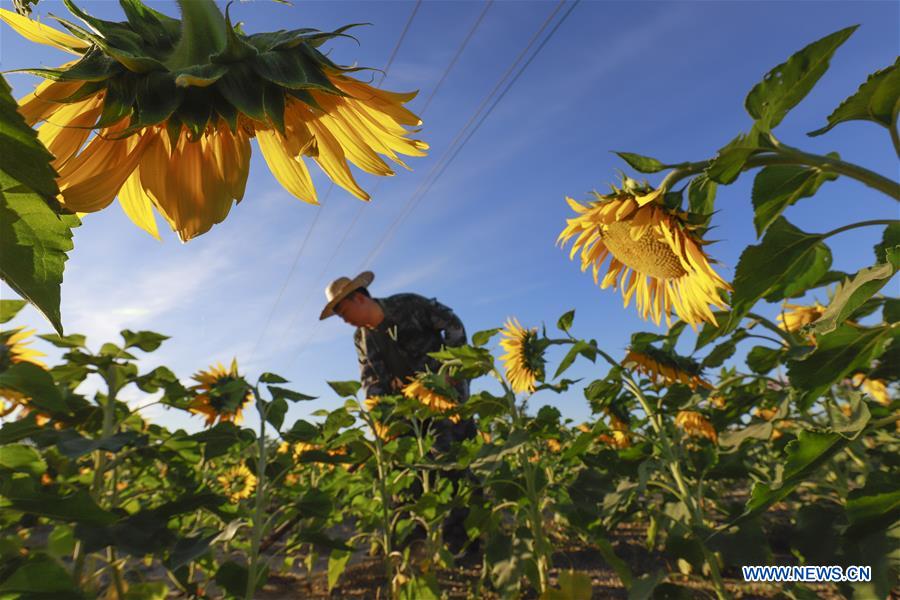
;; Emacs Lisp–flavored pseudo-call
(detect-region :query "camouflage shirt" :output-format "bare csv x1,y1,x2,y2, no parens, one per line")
354,293,468,402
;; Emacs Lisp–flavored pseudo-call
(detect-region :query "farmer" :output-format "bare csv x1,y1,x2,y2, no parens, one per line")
319,270,478,555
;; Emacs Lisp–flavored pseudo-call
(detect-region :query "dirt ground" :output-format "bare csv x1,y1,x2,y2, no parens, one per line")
252,521,850,600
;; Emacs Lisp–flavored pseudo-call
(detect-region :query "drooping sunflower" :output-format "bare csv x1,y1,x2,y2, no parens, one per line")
402,376,459,423
558,178,730,327
188,358,253,426
777,302,826,333
850,373,891,406
217,464,257,503
0,1,427,241
622,348,711,390
674,410,717,443
498,318,545,394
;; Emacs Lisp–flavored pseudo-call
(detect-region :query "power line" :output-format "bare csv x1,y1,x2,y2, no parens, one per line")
380,0,423,85
360,0,576,271
289,1,578,363
418,0,493,116
247,183,333,363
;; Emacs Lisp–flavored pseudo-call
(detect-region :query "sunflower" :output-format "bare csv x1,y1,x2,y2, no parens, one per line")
402,377,459,423
498,318,545,393
0,328,46,371
217,464,257,503
674,411,717,443
188,358,253,426
558,178,730,327
777,302,826,333
598,412,631,449
754,407,793,441
0,1,427,241
1,328,48,417
850,373,891,406
623,348,711,390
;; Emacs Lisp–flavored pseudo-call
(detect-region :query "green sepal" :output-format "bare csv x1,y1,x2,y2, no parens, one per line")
133,71,182,127
209,93,239,132
174,63,229,88
285,23,367,51
94,76,138,128
216,62,268,123
263,83,286,133
210,3,259,64
57,80,106,104
247,28,319,52
16,48,118,84
251,48,339,92
118,0,181,54
176,89,213,139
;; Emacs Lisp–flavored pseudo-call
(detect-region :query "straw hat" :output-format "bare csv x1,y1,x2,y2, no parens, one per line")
319,271,375,320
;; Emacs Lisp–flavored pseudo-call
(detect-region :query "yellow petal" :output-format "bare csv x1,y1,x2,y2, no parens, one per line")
257,128,318,204
0,8,90,54
118,170,160,240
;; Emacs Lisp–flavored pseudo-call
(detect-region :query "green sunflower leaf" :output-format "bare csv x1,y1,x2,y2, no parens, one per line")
739,430,847,522
745,25,858,130
787,324,893,409
327,380,361,398
728,218,832,333
0,554,82,596
751,162,838,237
874,222,900,263
0,75,77,336
0,299,27,323
614,152,668,173
808,250,899,336
216,62,268,122
809,57,900,136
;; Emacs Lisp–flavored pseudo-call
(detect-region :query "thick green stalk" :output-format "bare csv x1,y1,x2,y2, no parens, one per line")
246,393,268,600
167,0,227,70
625,378,730,600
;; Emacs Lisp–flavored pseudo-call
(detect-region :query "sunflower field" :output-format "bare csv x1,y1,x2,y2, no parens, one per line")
0,1,897,599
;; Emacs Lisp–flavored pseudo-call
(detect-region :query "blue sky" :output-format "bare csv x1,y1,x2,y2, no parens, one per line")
1,0,897,433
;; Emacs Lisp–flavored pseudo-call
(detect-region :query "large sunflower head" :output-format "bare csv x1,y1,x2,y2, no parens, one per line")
188,358,253,426
777,302,826,333
558,177,730,327
217,464,257,503
623,347,710,390
674,410,717,443
1,1,427,241
498,318,545,394
402,374,459,422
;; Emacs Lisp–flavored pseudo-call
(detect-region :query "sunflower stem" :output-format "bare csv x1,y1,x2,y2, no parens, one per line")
769,143,900,201
167,0,227,70
658,150,900,203
624,377,731,600
246,387,268,600
822,219,899,239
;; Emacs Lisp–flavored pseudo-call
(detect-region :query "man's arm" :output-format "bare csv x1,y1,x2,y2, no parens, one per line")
425,298,466,347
